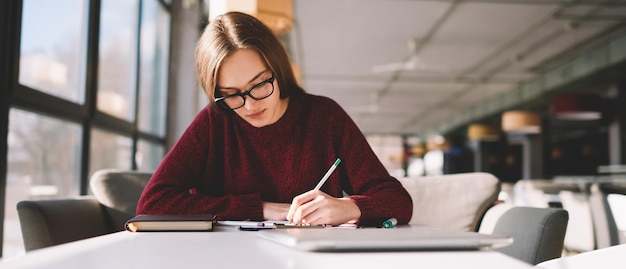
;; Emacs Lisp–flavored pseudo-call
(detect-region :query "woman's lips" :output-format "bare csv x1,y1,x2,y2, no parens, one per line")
247,109,265,119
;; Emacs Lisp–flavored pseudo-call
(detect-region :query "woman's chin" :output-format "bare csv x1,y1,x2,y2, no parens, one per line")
245,117,270,128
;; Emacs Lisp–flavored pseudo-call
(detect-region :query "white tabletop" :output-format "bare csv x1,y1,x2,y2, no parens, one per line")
1,226,533,269
534,244,626,269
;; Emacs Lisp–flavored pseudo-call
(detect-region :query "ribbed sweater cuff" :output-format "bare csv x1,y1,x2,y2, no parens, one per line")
349,195,380,226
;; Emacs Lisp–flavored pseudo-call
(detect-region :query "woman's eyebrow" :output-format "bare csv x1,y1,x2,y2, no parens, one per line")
217,69,268,90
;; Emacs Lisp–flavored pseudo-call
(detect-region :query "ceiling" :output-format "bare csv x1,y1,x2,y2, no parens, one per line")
286,0,626,138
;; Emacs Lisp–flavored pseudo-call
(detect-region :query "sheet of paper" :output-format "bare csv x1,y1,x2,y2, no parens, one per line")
216,220,290,228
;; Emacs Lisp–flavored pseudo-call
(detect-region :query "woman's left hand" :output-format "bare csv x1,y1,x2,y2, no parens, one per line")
262,201,291,221
286,190,361,226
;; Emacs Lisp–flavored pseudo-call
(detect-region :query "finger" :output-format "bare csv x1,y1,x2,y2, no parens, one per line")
292,202,313,225
286,203,296,222
293,195,325,224
286,191,315,221
301,207,324,225
290,198,315,224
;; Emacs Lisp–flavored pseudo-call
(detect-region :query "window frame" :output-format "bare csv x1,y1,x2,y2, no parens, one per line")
0,0,171,257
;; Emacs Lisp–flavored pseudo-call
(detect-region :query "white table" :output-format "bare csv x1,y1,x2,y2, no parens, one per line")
534,244,626,269
1,227,533,269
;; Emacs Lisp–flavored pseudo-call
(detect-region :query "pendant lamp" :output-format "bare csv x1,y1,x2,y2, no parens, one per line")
552,93,602,120
467,123,500,141
208,0,293,35
501,110,541,134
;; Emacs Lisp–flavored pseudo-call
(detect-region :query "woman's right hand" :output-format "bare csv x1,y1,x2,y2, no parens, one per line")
286,190,361,226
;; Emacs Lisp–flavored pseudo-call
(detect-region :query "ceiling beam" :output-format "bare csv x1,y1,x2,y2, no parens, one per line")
421,31,626,137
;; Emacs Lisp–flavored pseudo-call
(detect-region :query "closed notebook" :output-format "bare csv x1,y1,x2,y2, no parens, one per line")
125,214,214,232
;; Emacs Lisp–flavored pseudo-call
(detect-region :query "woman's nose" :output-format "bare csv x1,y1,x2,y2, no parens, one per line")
243,96,257,110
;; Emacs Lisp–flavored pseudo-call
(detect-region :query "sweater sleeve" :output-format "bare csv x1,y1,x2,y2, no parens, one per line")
327,100,413,226
135,108,263,220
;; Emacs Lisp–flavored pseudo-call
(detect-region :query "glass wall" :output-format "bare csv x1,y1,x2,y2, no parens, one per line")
1,0,171,257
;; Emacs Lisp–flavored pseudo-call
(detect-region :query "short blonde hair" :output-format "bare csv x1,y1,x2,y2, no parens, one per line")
195,11,304,112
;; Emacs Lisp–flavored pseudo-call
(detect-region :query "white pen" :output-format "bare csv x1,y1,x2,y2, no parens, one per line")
314,158,341,190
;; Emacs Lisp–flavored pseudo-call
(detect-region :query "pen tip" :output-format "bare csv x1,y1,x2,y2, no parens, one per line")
334,158,341,166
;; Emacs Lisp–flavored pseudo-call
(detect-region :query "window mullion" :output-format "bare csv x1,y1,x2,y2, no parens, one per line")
81,0,102,195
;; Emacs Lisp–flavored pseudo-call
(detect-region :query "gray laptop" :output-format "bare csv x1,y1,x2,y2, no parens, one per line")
257,225,512,252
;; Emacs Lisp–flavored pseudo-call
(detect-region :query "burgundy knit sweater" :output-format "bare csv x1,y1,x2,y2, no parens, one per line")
136,93,413,226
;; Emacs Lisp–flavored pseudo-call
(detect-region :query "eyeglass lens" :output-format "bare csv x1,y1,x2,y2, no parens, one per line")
220,77,274,110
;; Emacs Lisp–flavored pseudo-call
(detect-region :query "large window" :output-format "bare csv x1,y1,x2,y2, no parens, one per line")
1,0,171,258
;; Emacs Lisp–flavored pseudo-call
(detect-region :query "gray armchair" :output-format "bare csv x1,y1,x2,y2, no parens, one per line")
399,172,569,264
397,172,501,232
489,206,569,265
89,169,152,230
398,173,569,265
17,197,114,251
16,169,152,251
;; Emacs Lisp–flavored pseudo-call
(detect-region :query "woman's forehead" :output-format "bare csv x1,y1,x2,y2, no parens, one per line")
217,49,267,87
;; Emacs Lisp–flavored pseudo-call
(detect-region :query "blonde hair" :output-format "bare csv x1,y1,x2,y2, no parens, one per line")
195,11,304,112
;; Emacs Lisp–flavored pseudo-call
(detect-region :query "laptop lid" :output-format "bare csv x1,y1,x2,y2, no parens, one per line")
257,225,512,252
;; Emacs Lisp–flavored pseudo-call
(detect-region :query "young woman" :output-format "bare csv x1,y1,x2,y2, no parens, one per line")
136,11,412,227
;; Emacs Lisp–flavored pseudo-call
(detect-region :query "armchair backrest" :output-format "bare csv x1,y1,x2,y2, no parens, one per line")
17,197,113,251
16,169,153,252
89,169,152,231
491,206,569,265
397,172,500,232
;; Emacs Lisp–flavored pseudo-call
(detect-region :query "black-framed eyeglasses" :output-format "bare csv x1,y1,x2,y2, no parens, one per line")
215,75,275,110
